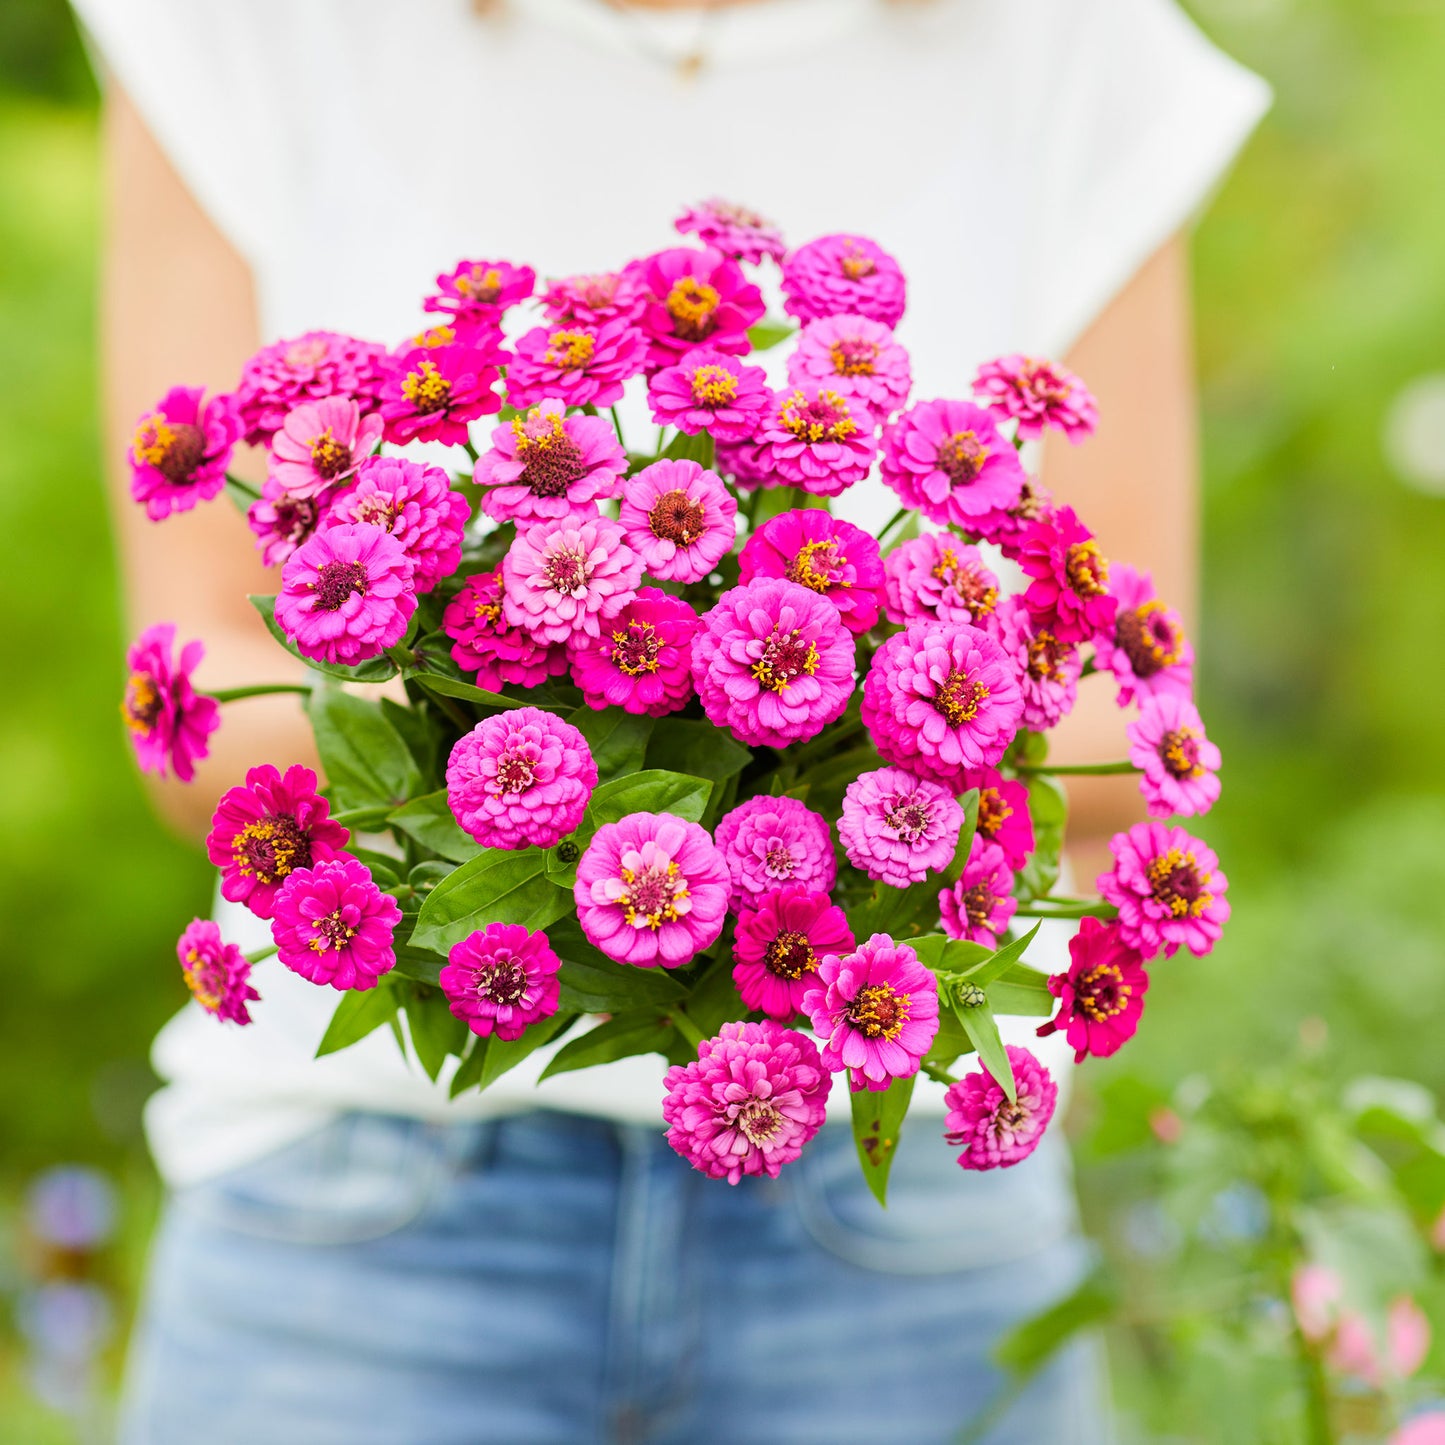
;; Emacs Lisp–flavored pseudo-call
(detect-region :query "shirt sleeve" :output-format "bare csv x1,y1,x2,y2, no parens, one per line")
1016,0,1271,355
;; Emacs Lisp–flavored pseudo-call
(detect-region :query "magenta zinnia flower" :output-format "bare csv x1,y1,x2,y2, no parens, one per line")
713,437,769,493
840,767,964,889
270,856,401,991
976,474,1056,560
882,533,999,630
319,455,469,595
129,386,239,522
268,396,382,499
176,919,259,1025
646,347,771,442
732,885,854,1022
973,354,1098,443
1093,564,1195,708
862,620,1024,792
569,587,700,717
880,398,1024,531
121,623,219,783
275,522,417,666
781,233,906,328
574,811,730,967
985,594,1082,732
714,795,837,912
441,569,569,692
425,257,536,327
234,330,389,448
788,314,912,421
663,1020,831,1185
506,317,647,411
939,839,1017,946
1036,917,1149,1063
754,385,877,497
943,1045,1057,1171
618,459,737,584
379,334,507,447
206,763,350,920
674,199,787,266
476,401,628,527
446,708,597,850
692,579,856,749
803,933,939,1092
739,509,883,636
438,923,561,1042
247,480,335,568
502,514,643,646
1128,695,1222,819
629,246,765,367
540,269,647,328
1017,505,1118,646
1097,821,1230,960
963,766,1035,872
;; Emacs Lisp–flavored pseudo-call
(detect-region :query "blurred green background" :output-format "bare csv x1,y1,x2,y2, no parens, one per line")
3,0,1445,1439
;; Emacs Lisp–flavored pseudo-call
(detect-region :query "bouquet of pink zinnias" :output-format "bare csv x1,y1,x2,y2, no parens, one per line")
120,202,1227,1200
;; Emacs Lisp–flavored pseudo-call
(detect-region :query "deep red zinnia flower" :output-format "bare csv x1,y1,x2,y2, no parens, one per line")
1036,916,1150,1063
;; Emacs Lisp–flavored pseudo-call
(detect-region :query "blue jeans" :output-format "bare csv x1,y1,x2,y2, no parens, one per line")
120,1111,1110,1443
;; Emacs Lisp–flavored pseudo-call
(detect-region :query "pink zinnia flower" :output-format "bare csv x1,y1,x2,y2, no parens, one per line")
1036,917,1149,1063
1097,821,1230,960
977,474,1056,560
275,522,417,667
247,480,335,569
714,437,769,493
506,317,647,411
502,514,643,646
943,1045,1058,1171
1093,564,1195,708
128,386,239,522
618,459,737,584
446,707,597,851
754,385,877,497
939,839,1017,945
963,766,1035,872
379,335,506,447
882,533,999,630
787,314,912,421
319,455,469,595
206,763,350,920
629,246,765,367
176,919,258,1025
880,398,1024,531
1292,1265,1431,1387
803,933,939,1092
839,767,964,889
270,856,401,991
441,569,569,692
476,401,628,527
574,811,730,967
1394,1417,1445,1445
973,354,1098,443
739,509,883,636
267,396,382,499
540,270,647,328
663,1020,831,1184
986,594,1082,732
1128,695,1222,819
692,579,856,749
234,330,389,448
781,233,907,328
732,885,854,1022
646,347,771,441
438,923,562,1042
714,795,837,912
569,587,699,717
425,258,536,327
120,623,219,783
862,620,1025,792
1017,506,1118,646
674,199,787,266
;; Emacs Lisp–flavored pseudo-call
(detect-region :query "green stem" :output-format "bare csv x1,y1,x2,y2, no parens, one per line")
463,440,479,463
1014,901,1119,920
426,689,472,734
224,471,260,501
877,506,909,545
670,1007,707,1051
609,405,626,450
1013,760,1137,776
209,682,312,704
1293,1325,1337,1445
244,943,278,966
921,1060,958,1087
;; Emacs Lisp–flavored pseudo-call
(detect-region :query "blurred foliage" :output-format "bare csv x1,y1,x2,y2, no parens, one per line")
0,0,92,105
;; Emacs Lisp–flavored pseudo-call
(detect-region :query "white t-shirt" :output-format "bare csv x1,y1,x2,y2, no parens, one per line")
75,0,1268,1186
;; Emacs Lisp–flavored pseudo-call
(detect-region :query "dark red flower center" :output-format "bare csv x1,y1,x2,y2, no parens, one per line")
1027,630,1071,684
309,428,353,480
963,884,998,932
133,415,207,484
310,909,357,953
1010,476,1049,524
313,559,369,611
1159,728,1204,780
829,337,878,376
270,493,319,544
884,797,932,843
609,620,662,676
764,929,818,981
1116,602,1184,678
401,359,451,413
666,277,721,340
781,389,857,443
648,488,707,544
474,956,527,1007
1077,962,1129,1022
934,667,988,726
762,843,797,880
846,983,909,1041
1065,540,1109,597
494,748,536,795
937,430,987,485
931,547,997,619
976,786,1013,841
752,628,820,693
518,431,587,498
352,496,399,531
1146,848,1211,919
542,544,589,595
122,671,161,734
233,813,312,885
736,1097,785,1147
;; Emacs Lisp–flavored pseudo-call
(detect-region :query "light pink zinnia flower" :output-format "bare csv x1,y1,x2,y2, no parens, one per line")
618,459,737,584
1017,505,1117,646
781,233,907,328
1292,1265,1431,1387
1093,564,1195,708
505,317,648,411
176,919,259,1025
247,480,336,569
234,330,389,448
692,579,856,749
1128,695,1222,819
1036,917,1149,1063
646,347,771,441
973,354,1098,443
738,509,884,636
425,258,536,327
275,522,417,667
880,398,1024,531
754,385,877,497
788,313,912,421
839,767,964,889
939,839,1017,946
129,386,239,522
574,811,730,968
502,514,643,646
963,766,1035,872
985,594,1082,732
713,437,769,493
441,569,569,692
1393,1417,1445,1445
379,335,507,447
569,587,700,717
267,396,382,499
674,199,787,266
664,1020,831,1184
732,885,854,1022
943,1045,1058,1171
438,923,562,1042
714,795,837,912
882,533,999,629
1097,821,1230,960
270,856,400,991
540,269,647,328
629,246,766,368
121,623,219,783
446,708,598,851
803,933,939,1092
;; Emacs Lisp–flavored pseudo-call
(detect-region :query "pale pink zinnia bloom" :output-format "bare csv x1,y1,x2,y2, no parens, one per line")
973,354,1098,443
1127,694,1222,819
882,533,1000,630
618,459,737,584
674,198,787,266
713,794,837,912
540,269,647,328
268,397,382,499
502,514,643,646
839,767,964,889
176,919,259,1026
944,1046,1058,1171
738,509,884,635
787,313,912,421
1093,564,1195,709
880,398,1024,531
121,622,220,783
1097,821,1230,960
938,839,1017,946
1291,1265,1431,1387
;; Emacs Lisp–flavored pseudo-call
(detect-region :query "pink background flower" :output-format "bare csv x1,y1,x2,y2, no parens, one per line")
234,330,388,447
176,919,259,1025
674,199,787,266
1036,917,1149,1062
619,459,737,584
739,510,883,635
733,885,854,1021
939,840,1017,946
268,396,382,498
788,313,912,421
1097,821,1230,959
781,233,907,328
1094,564,1195,708
121,622,219,783
840,767,964,888
882,533,999,630
963,766,1035,871
441,570,569,692
129,386,239,522
1017,505,1118,645
505,317,647,410
1128,694,1222,818
944,1045,1058,1170
425,257,535,325
438,923,562,1042
973,354,1098,443
476,402,627,526
714,795,837,912
502,514,643,646
880,398,1024,530
985,594,1082,732
270,857,401,991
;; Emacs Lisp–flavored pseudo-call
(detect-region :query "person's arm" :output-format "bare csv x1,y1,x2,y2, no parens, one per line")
102,84,316,838
1041,234,1199,881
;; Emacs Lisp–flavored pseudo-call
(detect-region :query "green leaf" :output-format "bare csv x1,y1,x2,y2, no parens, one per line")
910,932,991,974
678,952,744,1038
645,719,753,784
382,696,443,786
747,319,796,352
851,1074,917,1207
566,708,654,781
958,998,1016,1104
346,846,403,890
984,966,1055,1018
401,984,469,1082
943,789,981,887
923,1009,973,1074
588,769,713,827
547,917,686,1012
410,849,572,955
308,687,421,811
959,922,1043,987
388,791,480,864
449,1011,578,1098
249,594,398,683
315,982,400,1058
663,428,715,470
408,670,538,711
388,943,443,987
538,1012,678,1082
991,1267,1118,1378
1005,729,1049,770
1017,775,1067,902
225,474,260,514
